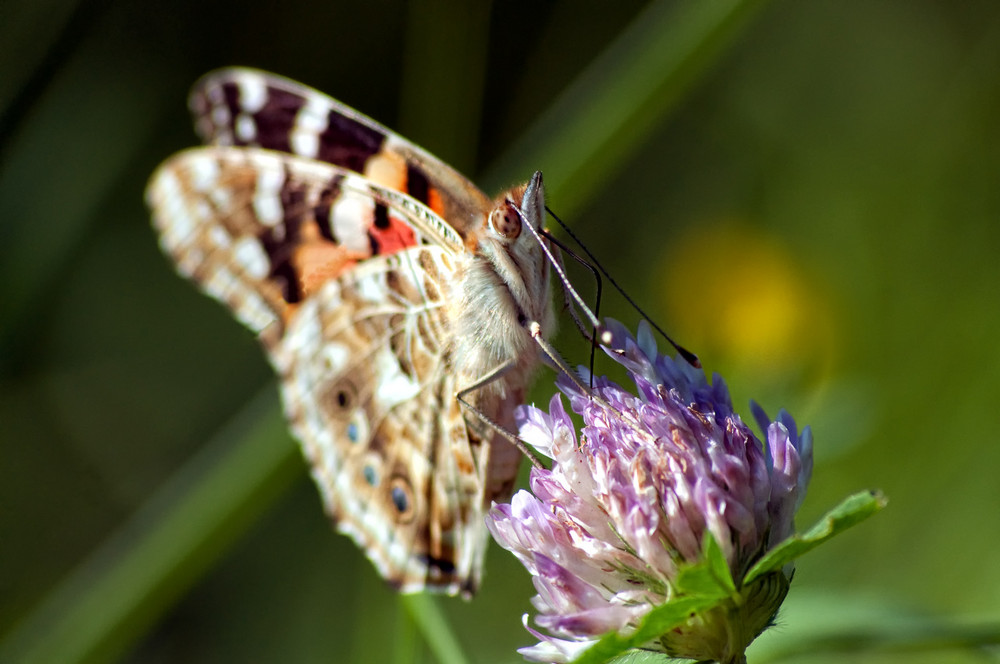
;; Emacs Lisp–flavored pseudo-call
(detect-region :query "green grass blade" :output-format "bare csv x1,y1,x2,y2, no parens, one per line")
481,0,771,214
400,594,470,664
397,0,492,174
0,386,300,664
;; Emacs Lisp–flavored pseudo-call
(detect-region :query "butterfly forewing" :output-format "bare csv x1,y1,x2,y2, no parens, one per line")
190,67,492,238
148,70,554,597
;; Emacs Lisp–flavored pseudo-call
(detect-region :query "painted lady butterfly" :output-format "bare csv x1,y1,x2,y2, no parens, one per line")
146,69,555,597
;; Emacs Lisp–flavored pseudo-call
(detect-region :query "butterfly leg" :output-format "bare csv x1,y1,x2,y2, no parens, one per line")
455,317,616,467
455,360,546,469
524,320,640,429
524,321,593,395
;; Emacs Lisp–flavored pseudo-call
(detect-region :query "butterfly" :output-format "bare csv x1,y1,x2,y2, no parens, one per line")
146,68,555,597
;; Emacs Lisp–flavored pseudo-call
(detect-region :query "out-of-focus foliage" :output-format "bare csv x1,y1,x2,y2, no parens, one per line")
2,1,1000,662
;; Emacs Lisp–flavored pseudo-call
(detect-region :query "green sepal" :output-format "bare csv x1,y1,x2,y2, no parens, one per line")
569,491,886,664
569,594,725,664
571,541,734,664
676,532,737,596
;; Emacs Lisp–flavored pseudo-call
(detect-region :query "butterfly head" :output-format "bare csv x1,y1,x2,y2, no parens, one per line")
487,171,545,241
450,171,555,393
478,171,552,325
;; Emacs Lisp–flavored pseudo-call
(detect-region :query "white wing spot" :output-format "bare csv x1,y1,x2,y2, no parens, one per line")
208,225,231,249
291,130,319,159
253,166,285,226
253,194,282,227
374,349,421,407
189,155,219,190
331,195,372,253
289,94,327,158
235,72,268,113
322,342,349,372
358,274,387,303
299,93,328,132
150,171,195,245
236,114,256,142
232,236,270,280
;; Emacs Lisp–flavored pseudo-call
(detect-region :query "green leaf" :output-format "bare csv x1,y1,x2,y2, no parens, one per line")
744,490,888,586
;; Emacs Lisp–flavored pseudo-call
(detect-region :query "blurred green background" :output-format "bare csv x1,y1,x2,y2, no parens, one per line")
3,0,1000,662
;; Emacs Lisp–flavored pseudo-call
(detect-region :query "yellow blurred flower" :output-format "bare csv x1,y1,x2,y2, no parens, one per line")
659,222,836,378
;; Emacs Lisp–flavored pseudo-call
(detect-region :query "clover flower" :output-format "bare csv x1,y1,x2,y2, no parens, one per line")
487,320,814,663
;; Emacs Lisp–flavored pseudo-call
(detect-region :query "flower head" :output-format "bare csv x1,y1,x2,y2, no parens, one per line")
487,320,814,663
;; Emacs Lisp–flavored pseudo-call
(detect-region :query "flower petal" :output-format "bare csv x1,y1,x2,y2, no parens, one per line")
490,319,808,662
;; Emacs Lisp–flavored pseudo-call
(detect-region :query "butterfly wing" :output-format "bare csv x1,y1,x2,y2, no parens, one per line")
147,146,488,594
189,67,492,239
186,70,530,520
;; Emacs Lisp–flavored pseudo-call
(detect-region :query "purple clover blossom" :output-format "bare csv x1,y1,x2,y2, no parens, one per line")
487,320,814,663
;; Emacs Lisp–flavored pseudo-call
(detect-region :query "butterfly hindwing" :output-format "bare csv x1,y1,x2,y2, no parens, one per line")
275,245,482,593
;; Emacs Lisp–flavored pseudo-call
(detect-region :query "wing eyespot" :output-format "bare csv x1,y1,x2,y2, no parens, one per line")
321,378,369,445
324,377,358,413
389,476,415,523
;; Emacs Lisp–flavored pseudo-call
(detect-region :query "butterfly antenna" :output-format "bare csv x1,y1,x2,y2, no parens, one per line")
525,321,656,446
514,204,658,440
519,207,609,389
540,229,602,388
545,206,700,368
516,204,607,343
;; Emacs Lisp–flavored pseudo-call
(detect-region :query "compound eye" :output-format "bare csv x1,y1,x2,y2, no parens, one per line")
488,203,522,239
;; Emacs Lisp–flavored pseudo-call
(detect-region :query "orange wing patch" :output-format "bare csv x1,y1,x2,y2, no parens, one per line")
369,212,418,255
